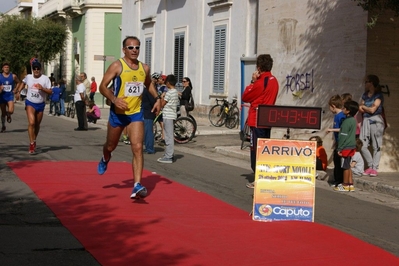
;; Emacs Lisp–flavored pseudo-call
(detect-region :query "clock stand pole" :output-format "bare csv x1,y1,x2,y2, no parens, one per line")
283,128,290,139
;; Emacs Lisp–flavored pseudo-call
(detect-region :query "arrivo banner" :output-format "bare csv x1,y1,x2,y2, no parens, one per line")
252,139,316,222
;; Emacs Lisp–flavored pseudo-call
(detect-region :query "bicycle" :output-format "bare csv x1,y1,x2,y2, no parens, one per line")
239,104,251,150
66,94,75,118
208,97,239,129
178,105,197,137
153,110,196,144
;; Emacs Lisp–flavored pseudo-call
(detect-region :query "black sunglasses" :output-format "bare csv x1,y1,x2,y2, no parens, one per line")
125,46,140,50
33,67,41,70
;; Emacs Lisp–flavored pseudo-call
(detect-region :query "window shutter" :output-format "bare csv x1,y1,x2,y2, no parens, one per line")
213,25,226,94
174,33,185,84
145,37,152,67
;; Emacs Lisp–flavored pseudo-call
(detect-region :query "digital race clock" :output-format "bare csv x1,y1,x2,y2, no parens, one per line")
256,105,322,130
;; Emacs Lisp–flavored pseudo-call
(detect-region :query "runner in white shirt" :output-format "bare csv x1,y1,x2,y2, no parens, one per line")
15,60,52,154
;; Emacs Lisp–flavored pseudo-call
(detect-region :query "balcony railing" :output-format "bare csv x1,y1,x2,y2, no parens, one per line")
39,0,63,18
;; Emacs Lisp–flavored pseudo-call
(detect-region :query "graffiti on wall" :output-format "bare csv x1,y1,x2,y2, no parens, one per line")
285,70,314,98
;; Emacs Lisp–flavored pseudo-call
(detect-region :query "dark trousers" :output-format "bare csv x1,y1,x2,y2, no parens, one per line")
144,118,155,153
89,92,95,101
49,100,60,115
250,127,271,172
333,148,344,185
75,101,87,130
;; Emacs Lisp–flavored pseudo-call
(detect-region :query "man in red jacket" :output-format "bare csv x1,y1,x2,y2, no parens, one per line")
242,54,279,187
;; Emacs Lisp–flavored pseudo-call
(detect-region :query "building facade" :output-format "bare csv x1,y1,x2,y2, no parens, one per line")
122,0,398,172
121,0,257,114
257,0,399,172
9,0,123,98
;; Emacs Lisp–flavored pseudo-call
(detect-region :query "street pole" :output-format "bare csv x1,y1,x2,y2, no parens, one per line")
94,55,115,108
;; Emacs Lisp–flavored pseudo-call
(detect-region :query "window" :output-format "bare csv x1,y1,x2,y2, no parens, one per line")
213,25,226,94
174,33,185,84
145,37,152,67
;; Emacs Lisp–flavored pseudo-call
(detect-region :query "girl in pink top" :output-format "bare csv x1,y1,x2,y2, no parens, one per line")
87,101,101,123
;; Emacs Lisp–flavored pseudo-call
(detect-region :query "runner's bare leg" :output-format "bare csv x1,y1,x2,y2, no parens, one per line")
127,121,144,183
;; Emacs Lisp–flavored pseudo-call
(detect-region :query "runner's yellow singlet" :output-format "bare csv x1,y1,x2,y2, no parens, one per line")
114,58,146,115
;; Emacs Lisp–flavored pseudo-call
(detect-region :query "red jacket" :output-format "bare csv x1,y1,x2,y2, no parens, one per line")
242,72,279,127
91,81,97,93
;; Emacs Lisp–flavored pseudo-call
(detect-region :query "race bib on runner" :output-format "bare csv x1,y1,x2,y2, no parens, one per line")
3,85,12,92
29,88,43,102
124,82,144,97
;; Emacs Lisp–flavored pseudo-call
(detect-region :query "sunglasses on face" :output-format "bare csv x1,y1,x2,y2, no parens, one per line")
125,46,140,50
33,68,41,71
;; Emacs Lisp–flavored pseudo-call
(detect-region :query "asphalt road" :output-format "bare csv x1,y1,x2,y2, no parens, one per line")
1,103,398,264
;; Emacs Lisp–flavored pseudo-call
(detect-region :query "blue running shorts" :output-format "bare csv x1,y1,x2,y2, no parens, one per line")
0,93,14,104
109,109,144,127
25,100,46,113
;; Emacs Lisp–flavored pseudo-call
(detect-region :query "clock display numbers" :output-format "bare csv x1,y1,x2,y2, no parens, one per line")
256,105,322,130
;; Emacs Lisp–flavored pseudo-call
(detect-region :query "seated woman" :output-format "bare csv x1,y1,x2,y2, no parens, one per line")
309,135,328,180
87,101,101,123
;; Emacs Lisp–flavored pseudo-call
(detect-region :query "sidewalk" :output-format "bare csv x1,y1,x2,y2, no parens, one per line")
95,107,399,199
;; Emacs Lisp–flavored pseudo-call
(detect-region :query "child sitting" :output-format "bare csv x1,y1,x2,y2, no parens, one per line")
309,136,328,179
309,136,328,171
86,101,101,124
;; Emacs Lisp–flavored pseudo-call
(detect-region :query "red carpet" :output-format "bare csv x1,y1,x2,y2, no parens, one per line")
8,161,399,265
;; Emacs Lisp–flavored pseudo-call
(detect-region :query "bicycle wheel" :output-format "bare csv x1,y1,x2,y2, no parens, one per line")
174,117,195,144
225,106,240,129
188,114,197,137
70,104,75,119
66,102,71,117
240,123,251,150
208,105,226,127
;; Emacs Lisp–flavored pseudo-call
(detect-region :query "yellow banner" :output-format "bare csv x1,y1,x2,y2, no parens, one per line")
253,139,316,222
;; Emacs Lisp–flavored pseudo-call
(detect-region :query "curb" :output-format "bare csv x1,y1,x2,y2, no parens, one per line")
354,178,399,199
213,146,399,200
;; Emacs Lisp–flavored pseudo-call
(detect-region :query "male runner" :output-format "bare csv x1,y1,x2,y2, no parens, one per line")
97,36,161,199
0,62,20,132
15,60,52,154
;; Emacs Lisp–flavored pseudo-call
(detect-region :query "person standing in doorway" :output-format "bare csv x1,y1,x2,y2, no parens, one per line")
15,60,52,154
74,76,87,131
359,74,385,177
97,36,161,199
242,54,279,188
0,62,20,132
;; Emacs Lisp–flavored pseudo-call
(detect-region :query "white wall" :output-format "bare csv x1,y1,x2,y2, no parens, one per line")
257,0,399,172
121,0,256,108
83,8,108,82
